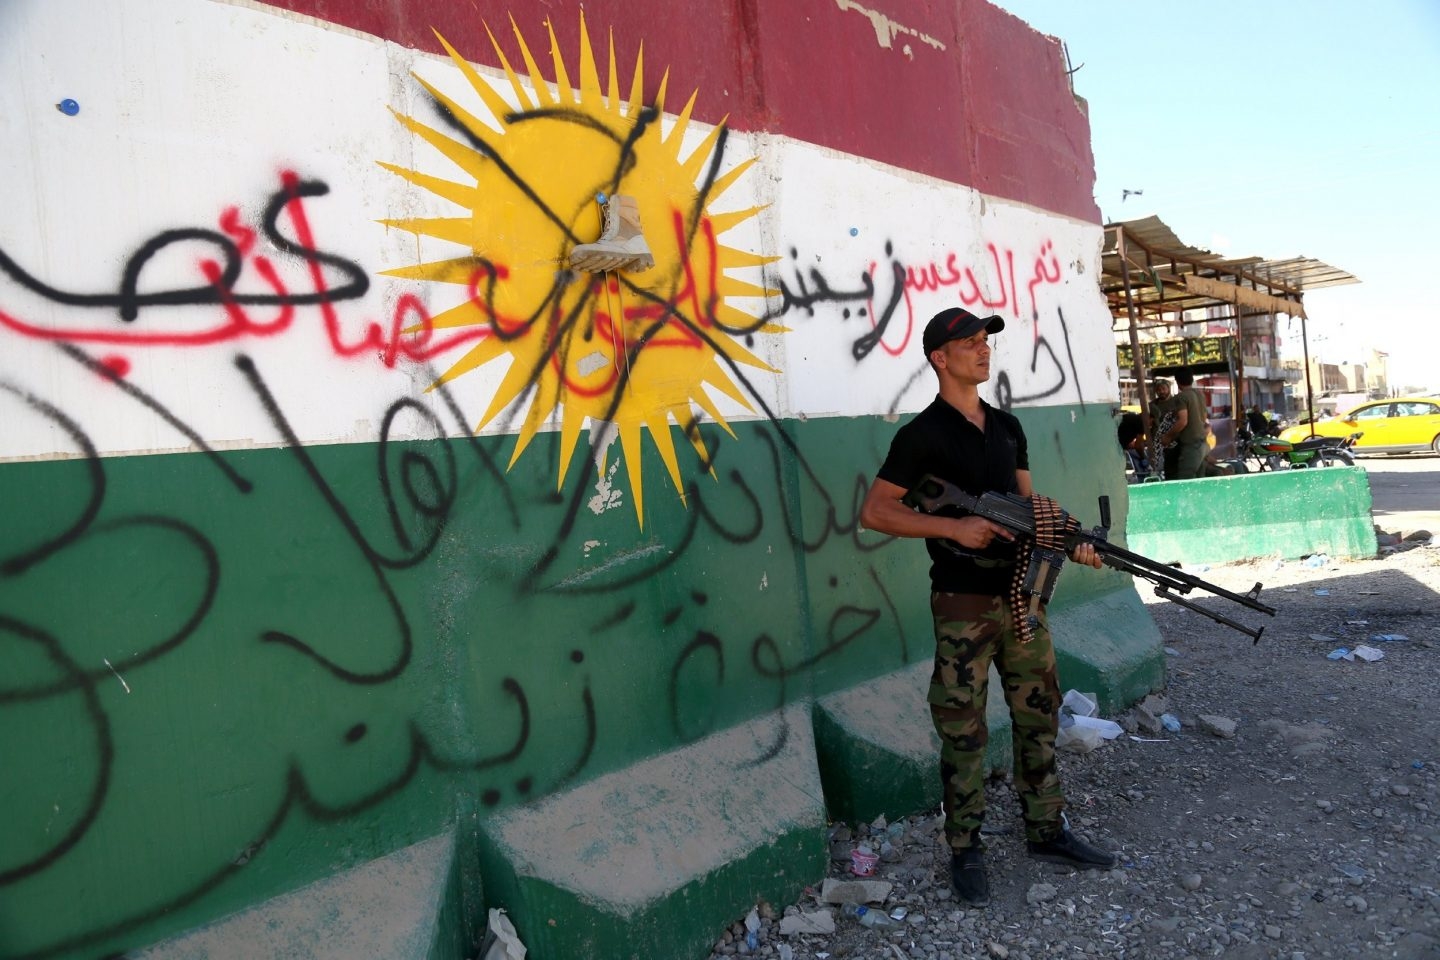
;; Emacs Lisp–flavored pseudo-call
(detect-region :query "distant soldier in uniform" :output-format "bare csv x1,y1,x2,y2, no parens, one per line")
1160,369,1209,480
860,307,1117,908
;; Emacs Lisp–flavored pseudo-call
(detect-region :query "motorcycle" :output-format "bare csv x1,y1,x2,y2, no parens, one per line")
1235,426,1362,471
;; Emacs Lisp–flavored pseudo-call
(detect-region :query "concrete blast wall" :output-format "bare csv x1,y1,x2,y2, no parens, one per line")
0,1,1162,957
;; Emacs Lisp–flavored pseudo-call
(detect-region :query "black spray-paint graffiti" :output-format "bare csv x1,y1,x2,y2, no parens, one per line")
0,178,368,328
0,333,912,960
0,134,921,949
0,352,526,960
766,239,1085,413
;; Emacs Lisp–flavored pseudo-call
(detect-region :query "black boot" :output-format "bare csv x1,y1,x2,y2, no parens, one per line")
949,846,990,906
1027,828,1117,870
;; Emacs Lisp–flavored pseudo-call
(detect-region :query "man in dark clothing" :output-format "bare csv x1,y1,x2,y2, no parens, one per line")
860,307,1118,908
1117,411,1149,478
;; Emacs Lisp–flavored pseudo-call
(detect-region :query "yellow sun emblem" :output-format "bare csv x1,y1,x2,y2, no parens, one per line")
379,15,783,527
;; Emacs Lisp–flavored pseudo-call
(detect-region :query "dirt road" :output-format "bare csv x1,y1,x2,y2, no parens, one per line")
710,538,1440,960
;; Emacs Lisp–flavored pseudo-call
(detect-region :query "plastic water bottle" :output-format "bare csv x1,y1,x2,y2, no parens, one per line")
743,908,760,950
840,903,900,930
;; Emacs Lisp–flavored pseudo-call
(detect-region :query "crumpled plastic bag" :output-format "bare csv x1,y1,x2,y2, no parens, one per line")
1055,722,1102,753
479,908,526,960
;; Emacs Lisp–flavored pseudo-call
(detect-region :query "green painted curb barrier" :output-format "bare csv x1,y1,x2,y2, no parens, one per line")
475,703,827,960
1050,585,1167,713
130,832,468,960
1127,468,1378,565
814,661,1010,825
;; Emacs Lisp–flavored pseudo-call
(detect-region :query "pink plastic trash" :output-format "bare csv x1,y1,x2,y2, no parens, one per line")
850,846,879,876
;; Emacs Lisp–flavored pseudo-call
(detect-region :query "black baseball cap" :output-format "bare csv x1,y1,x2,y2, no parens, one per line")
921,307,1005,355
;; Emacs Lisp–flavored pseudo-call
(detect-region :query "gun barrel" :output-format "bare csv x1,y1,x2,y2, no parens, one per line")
1091,541,1277,616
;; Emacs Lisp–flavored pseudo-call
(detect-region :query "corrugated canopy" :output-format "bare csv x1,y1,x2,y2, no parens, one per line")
1102,216,1359,322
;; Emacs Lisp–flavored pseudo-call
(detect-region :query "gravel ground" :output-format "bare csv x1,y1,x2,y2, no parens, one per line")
708,536,1440,960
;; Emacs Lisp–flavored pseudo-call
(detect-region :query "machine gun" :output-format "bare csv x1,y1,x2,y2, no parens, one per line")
901,474,1276,643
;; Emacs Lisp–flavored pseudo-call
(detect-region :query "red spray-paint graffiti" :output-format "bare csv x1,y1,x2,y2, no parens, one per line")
0,171,489,372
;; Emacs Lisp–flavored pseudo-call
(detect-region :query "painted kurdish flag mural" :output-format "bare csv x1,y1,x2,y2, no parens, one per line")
0,0,1126,957
383,17,782,525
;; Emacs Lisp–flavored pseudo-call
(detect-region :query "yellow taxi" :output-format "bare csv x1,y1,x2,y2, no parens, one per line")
1280,396,1440,455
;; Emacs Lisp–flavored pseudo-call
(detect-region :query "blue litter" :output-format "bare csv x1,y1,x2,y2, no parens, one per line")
1313,589,1331,596
1326,648,1349,660
1371,634,1409,642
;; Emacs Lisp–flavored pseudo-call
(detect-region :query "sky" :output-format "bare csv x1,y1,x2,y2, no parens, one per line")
992,0,1440,392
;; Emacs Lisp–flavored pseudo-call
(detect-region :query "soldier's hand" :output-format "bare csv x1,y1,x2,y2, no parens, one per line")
951,517,1014,550
1069,542,1103,569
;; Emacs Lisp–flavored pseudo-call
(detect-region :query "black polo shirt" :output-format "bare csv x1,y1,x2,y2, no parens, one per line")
876,396,1028,595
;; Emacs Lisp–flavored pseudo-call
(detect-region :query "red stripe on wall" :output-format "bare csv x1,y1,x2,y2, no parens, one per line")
268,0,1097,223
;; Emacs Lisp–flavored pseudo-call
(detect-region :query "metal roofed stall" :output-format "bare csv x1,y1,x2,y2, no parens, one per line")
1103,215,1358,429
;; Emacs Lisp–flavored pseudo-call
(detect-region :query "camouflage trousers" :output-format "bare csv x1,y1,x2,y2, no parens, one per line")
928,591,1065,851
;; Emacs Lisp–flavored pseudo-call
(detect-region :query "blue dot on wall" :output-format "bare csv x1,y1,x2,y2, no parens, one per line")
57,99,80,116
849,227,859,236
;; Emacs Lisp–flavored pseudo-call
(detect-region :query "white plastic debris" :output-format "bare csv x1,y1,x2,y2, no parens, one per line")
481,908,526,960
1070,714,1124,739
1062,689,1099,718
1345,645,1385,662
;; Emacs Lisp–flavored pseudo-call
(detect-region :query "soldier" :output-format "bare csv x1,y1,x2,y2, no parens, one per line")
859,307,1117,907
1164,369,1210,480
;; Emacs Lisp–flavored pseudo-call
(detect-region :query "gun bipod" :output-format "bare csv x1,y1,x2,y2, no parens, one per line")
1152,586,1267,644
